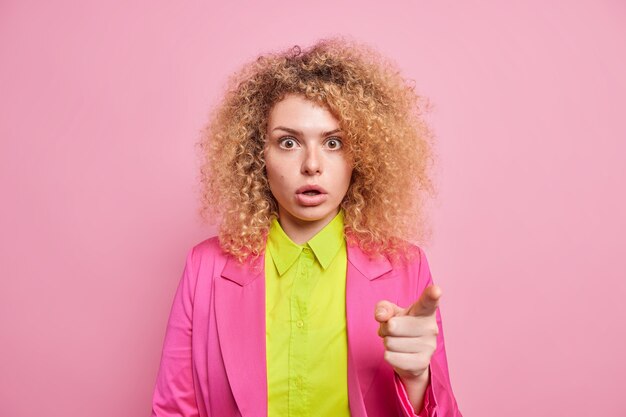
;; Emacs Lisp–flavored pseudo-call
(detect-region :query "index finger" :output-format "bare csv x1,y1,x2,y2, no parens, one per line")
406,284,441,317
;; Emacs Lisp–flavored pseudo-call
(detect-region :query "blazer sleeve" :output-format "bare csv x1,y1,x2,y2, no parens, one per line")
151,248,201,417
393,247,463,417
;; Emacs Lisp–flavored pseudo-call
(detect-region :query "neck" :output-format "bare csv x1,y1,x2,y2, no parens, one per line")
277,209,339,245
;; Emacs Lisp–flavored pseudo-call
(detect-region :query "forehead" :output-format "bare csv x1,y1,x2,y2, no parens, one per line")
267,94,340,131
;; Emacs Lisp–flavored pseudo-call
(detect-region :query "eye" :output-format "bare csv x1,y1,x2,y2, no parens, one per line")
278,137,298,149
325,137,343,150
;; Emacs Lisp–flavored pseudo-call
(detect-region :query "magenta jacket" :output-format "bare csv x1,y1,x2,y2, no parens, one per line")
151,237,462,417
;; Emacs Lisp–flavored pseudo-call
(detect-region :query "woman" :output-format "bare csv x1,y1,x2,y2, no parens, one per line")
151,38,462,417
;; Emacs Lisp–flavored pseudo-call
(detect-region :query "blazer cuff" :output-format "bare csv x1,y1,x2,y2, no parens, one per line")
394,369,438,417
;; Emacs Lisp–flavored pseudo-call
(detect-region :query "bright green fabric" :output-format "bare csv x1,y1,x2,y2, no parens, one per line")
265,210,350,417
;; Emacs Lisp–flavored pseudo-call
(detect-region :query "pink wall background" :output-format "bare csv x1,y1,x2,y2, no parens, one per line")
1,1,625,416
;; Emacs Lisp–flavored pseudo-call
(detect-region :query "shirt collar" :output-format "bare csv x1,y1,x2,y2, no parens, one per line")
267,210,345,276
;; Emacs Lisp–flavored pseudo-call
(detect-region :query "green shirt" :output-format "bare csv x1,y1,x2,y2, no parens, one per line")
265,210,350,417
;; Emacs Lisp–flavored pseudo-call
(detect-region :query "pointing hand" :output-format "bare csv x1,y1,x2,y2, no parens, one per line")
374,285,441,381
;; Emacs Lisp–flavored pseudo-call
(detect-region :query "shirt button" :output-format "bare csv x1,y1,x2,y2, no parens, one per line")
296,320,304,328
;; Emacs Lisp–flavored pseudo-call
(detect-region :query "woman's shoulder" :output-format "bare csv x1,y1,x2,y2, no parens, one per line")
184,235,230,275
375,239,426,268
400,241,433,276
191,235,223,256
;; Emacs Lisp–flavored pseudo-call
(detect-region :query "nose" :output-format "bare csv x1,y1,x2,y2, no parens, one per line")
301,147,322,176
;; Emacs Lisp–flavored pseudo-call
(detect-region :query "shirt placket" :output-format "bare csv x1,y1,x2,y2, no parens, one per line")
288,246,314,416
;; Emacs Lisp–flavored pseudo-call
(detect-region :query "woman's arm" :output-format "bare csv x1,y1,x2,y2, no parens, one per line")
398,368,430,412
387,247,463,417
151,248,200,417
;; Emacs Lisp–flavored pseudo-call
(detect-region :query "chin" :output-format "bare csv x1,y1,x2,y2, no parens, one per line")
287,205,338,223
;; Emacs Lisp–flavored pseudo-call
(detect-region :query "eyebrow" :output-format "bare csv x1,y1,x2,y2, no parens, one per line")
272,126,342,137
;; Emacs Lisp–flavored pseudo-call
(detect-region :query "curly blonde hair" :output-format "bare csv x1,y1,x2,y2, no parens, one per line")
197,37,437,262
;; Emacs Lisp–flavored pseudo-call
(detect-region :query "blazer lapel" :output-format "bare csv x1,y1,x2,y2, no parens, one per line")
346,243,397,414
215,254,267,417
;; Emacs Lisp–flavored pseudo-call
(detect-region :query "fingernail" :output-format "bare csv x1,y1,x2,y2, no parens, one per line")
375,307,386,317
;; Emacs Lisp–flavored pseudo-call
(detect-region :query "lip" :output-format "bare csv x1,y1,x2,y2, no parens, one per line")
295,184,328,207
295,184,328,194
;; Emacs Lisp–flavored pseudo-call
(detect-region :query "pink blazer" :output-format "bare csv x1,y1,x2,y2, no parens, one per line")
151,237,462,417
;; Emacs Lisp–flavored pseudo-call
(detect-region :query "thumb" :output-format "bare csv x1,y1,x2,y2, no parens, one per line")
406,284,442,317
374,300,405,323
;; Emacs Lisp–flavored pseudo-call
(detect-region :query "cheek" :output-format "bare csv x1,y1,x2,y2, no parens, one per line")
265,152,283,175
265,160,287,196
265,168,279,191
340,163,354,187
264,154,278,180
266,166,285,185
266,155,295,184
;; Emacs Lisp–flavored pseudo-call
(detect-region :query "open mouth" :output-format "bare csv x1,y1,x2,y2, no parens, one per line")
302,190,321,196
295,186,328,206
296,185,328,198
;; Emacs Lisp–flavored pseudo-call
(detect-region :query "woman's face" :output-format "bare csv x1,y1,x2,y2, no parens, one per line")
264,94,353,238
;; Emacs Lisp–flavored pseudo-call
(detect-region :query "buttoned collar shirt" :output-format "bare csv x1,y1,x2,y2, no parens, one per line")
265,210,350,417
